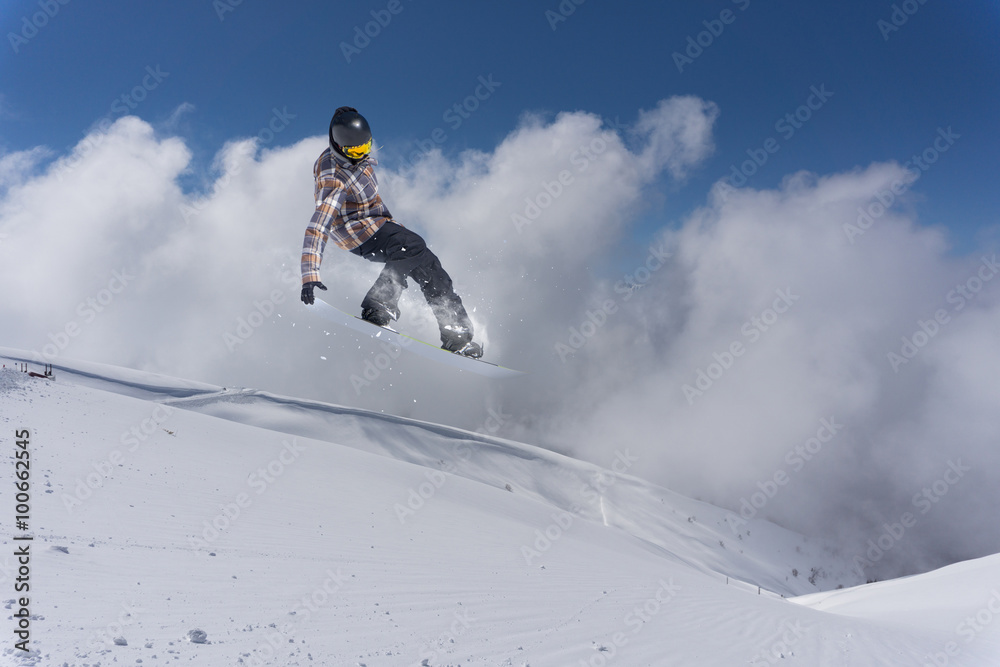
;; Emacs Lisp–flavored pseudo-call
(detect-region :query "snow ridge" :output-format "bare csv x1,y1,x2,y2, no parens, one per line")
2,349,998,665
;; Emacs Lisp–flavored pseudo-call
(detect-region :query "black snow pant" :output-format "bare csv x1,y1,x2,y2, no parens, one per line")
351,221,473,342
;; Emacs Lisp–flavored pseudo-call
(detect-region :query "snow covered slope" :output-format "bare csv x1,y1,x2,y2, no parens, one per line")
1,349,998,666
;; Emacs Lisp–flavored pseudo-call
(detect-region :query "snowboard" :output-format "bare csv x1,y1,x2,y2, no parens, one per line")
311,298,525,378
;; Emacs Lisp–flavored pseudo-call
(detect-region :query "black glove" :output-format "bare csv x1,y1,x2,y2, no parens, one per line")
301,281,327,305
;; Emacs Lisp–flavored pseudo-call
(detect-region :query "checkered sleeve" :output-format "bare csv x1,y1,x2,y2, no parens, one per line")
301,173,346,286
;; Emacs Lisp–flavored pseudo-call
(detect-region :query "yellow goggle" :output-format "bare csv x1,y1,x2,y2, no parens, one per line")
342,138,372,160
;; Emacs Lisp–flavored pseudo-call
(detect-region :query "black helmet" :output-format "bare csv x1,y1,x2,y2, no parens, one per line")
329,106,372,162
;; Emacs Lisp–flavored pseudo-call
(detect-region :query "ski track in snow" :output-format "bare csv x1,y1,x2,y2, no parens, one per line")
1,349,998,666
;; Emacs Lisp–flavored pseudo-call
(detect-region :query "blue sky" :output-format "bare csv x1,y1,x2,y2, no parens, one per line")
2,0,997,254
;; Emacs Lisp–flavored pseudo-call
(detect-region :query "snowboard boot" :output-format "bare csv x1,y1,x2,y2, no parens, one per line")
361,269,405,327
440,324,483,359
360,300,399,327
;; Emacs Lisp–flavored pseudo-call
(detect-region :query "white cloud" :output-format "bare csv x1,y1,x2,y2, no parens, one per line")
541,165,1000,577
164,102,196,129
0,145,50,192
633,96,719,178
0,93,15,121
0,100,997,578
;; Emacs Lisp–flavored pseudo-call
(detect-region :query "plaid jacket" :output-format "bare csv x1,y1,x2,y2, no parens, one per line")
301,146,394,285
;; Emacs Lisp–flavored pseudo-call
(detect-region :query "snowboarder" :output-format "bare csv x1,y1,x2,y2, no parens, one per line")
300,107,483,358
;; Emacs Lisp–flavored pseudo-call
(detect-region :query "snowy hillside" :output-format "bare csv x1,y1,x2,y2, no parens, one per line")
1,349,999,666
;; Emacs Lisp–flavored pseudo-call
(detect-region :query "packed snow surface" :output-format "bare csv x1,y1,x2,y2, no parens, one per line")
0,349,998,666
